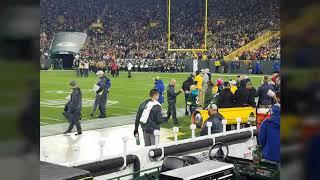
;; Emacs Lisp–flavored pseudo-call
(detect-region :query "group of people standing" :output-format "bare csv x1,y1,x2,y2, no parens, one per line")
73,58,90,77
62,70,111,135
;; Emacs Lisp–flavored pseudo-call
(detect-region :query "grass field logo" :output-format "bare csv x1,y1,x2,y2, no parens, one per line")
41,99,119,108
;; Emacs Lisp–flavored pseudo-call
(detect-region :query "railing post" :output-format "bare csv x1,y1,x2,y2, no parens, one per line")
190,124,196,138
154,130,160,146
236,117,241,131
98,139,106,161
173,127,179,142
121,136,129,169
222,119,227,134
207,122,212,135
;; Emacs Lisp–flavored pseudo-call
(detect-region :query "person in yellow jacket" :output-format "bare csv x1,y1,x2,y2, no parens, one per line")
229,80,238,94
202,54,207,61
194,71,203,91
214,60,221,73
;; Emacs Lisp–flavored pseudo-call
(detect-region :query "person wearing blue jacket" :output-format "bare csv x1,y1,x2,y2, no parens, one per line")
93,70,111,118
272,60,280,73
257,76,275,108
154,76,165,104
253,61,262,74
258,103,280,163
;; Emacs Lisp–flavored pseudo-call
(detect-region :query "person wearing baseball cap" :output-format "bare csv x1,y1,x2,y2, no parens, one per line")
153,76,165,104
200,103,224,136
91,70,111,118
64,80,82,135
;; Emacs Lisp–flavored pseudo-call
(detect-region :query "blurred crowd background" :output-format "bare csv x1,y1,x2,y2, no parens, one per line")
40,0,280,61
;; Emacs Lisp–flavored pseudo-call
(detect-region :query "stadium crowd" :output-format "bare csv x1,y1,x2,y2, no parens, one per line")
40,0,280,63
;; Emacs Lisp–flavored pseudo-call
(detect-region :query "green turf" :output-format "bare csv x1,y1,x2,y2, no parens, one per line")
40,71,264,128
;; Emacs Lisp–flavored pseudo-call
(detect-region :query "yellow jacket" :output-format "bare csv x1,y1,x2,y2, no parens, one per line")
230,85,238,94
195,75,203,90
214,60,221,67
203,54,207,60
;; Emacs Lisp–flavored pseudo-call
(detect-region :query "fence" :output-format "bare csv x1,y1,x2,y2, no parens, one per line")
40,58,279,75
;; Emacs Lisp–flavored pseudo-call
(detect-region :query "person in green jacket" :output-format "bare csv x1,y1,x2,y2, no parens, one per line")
204,80,214,108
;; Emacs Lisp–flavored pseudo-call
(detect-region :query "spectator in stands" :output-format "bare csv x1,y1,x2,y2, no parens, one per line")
257,76,275,108
214,59,221,73
217,81,234,108
253,61,263,74
200,104,224,136
272,59,280,73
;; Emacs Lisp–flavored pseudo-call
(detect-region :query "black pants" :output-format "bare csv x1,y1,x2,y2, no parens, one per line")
91,94,101,115
215,66,219,73
128,70,132,78
167,102,178,124
65,111,82,134
184,93,189,113
98,93,108,118
80,69,83,77
189,106,197,116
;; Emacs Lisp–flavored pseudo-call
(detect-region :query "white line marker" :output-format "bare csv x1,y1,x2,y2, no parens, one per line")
108,106,136,111
111,113,124,116
40,116,63,122
40,122,48,125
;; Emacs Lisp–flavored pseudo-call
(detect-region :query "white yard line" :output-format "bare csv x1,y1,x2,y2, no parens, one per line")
40,122,48,125
40,116,63,122
111,113,124,116
108,106,137,111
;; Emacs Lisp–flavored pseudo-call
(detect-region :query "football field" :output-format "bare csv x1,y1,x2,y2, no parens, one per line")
40,70,264,127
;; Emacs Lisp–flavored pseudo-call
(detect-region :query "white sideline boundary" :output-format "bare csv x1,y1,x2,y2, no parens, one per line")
40,116,63,122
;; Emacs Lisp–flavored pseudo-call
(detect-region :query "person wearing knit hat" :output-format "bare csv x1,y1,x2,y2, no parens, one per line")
200,103,224,136
64,80,82,135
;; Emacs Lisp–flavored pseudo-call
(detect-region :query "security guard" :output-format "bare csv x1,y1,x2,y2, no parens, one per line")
165,79,183,125
64,80,82,135
93,70,111,118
